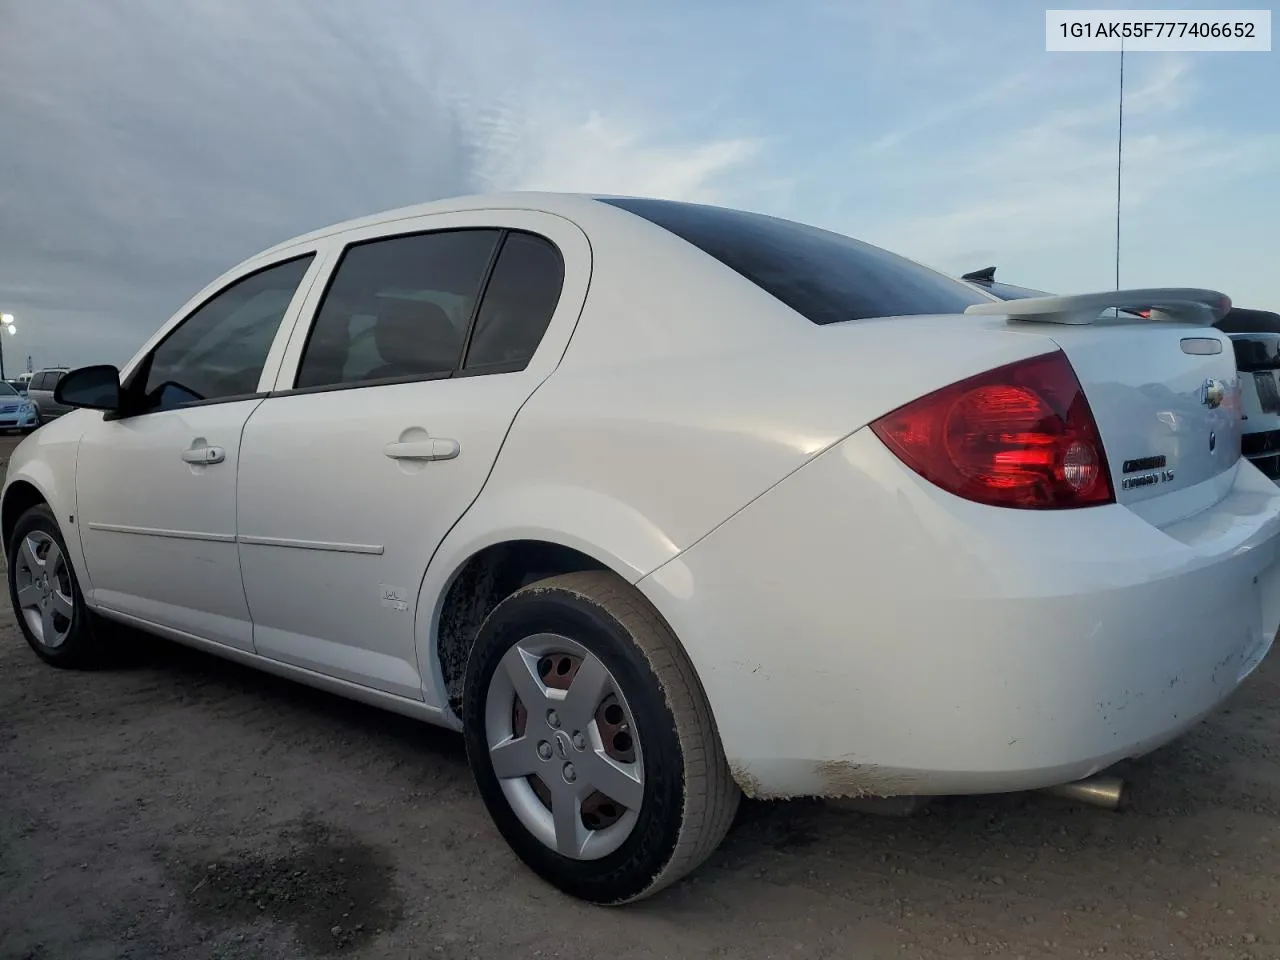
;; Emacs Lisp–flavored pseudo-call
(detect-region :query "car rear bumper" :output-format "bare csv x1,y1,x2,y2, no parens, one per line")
638,427,1280,800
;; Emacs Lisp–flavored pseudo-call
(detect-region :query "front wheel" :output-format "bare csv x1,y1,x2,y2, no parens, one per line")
462,570,740,904
7,503,105,668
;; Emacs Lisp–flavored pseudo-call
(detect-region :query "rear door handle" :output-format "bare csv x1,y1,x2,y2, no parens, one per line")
181,445,225,465
383,438,460,462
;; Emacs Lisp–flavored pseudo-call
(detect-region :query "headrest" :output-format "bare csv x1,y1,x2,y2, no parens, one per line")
372,299,458,369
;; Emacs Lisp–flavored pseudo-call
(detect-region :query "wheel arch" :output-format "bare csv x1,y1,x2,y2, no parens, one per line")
416,482,693,722
1,479,50,549
426,535,618,722
2,445,91,598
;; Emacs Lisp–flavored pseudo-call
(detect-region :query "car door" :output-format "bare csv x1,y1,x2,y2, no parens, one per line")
43,371,73,417
28,372,53,420
75,252,324,650
236,210,590,700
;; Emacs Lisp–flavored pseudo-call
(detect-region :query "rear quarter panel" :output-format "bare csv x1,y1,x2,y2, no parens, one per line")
426,202,1064,714
467,200,1064,564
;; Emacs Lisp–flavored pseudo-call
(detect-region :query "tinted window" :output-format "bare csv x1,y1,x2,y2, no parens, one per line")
0,381,16,397
28,373,46,391
599,197,990,325
463,232,564,371
141,255,314,409
296,229,500,389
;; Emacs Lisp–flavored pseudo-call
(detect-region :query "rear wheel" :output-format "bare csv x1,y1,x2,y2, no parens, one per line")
462,570,739,904
7,503,106,668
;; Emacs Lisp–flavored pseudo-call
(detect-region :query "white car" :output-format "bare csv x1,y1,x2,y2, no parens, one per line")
6,193,1280,905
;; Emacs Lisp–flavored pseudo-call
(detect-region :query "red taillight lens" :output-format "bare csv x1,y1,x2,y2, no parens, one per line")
869,350,1114,509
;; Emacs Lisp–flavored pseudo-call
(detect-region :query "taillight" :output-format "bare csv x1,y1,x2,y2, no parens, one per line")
869,350,1114,509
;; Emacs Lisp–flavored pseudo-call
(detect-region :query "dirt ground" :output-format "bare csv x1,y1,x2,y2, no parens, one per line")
2,435,1280,960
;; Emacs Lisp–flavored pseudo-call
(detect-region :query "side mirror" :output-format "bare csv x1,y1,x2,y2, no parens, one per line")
54,365,122,411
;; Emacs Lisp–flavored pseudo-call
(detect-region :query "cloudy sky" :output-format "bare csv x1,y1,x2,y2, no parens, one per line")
1,0,1277,371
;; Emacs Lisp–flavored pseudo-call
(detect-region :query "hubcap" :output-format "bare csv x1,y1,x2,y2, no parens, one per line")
13,531,74,649
484,633,644,860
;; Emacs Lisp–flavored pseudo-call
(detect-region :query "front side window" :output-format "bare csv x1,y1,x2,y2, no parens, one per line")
599,197,990,326
139,254,315,411
295,229,501,390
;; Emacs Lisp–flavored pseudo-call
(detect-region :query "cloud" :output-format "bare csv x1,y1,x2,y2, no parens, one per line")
832,49,1279,285
0,0,762,368
461,101,761,202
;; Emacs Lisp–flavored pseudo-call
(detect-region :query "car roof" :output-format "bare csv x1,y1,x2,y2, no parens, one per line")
255,191,614,261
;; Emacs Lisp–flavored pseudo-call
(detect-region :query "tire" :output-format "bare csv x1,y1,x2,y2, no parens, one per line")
6,503,106,668
462,570,739,904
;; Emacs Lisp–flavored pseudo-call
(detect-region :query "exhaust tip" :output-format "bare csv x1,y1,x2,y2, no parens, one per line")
1038,775,1130,811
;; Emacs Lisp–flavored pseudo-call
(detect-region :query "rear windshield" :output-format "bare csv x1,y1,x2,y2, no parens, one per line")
598,197,991,325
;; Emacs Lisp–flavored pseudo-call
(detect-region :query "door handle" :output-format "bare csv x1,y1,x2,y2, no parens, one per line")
181,446,225,465
383,438,460,462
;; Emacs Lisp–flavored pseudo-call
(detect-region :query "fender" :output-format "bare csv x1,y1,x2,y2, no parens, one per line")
2,413,92,596
413,482,682,715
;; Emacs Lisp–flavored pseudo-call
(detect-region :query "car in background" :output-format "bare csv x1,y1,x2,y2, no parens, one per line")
1212,308,1280,481
0,379,39,434
961,267,1280,481
26,367,71,423
6,379,29,396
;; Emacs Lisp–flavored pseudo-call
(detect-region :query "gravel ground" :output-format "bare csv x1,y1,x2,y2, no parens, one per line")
2,435,1280,959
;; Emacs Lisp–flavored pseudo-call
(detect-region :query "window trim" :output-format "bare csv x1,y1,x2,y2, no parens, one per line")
108,252,318,421
272,226,565,399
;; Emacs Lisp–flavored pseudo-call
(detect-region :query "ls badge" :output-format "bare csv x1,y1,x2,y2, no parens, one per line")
379,584,410,612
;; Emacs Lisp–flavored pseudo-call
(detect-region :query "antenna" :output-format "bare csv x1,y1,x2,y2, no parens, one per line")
1115,42,1125,292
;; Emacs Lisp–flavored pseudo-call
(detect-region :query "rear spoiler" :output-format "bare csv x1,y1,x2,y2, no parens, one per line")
964,288,1232,326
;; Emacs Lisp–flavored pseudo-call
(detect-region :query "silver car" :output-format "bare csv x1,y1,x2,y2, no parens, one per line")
26,367,71,423
0,379,38,433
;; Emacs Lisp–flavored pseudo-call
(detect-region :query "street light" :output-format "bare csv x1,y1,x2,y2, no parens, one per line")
0,313,15,381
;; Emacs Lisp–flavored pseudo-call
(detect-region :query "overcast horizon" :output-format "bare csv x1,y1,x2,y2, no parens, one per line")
2,0,1277,373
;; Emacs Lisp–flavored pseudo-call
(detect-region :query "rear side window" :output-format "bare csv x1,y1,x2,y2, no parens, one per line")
599,197,990,325
463,231,564,371
29,373,46,391
296,229,501,390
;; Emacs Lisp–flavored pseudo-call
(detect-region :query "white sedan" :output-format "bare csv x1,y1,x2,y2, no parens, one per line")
6,193,1280,905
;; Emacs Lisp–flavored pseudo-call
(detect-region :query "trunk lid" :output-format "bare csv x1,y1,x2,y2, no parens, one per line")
1046,317,1242,505
962,290,1243,507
